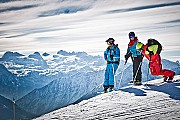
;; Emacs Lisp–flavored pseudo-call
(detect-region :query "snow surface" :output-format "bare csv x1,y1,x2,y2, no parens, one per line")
34,76,180,120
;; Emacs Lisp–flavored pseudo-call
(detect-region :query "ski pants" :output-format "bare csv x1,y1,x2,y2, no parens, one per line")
104,63,119,88
132,55,143,82
150,60,174,77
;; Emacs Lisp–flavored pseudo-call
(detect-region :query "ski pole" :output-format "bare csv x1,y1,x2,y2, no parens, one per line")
112,63,116,90
144,55,151,86
133,61,143,84
124,59,128,65
145,61,150,86
13,98,16,120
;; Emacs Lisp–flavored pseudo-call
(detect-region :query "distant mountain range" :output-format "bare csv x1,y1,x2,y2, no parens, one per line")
0,50,179,118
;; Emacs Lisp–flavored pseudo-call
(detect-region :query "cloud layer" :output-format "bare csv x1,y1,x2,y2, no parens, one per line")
0,0,180,61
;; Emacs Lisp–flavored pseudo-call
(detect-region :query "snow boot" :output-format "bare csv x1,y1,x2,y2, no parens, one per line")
134,81,142,85
163,76,168,82
168,76,174,81
168,72,175,81
109,87,114,92
129,80,134,83
103,86,108,93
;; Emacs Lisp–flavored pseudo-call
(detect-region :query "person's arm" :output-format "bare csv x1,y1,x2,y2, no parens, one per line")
125,48,132,61
116,47,120,58
138,45,151,60
114,47,120,63
104,49,108,61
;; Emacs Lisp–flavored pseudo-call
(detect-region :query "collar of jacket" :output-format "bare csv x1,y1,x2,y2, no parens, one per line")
128,37,138,47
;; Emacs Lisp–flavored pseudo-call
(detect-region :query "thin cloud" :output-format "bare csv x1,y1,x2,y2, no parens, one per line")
107,2,180,14
0,4,38,13
0,0,179,61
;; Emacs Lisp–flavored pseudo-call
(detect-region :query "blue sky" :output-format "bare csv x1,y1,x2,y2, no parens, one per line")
0,0,180,61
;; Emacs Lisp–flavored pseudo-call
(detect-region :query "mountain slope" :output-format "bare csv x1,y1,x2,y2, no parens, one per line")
34,76,180,120
16,70,104,116
0,95,35,120
0,64,18,100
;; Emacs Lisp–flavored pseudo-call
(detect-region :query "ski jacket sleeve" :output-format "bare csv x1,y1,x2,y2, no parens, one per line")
113,46,120,62
141,45,151,60
104,48,108,60
127,47,130,53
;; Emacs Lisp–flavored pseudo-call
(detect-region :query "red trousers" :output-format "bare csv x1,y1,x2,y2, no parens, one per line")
149,60,174,77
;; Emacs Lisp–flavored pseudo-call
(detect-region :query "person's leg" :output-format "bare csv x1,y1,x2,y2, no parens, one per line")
150,61,175,81
129,57,137,83
132,57,137,81
132,56,142,84
135,55,143,82
109,64,114,88
104,64,110,92
160,69,175,81
156,54,175,80
109,64,119,90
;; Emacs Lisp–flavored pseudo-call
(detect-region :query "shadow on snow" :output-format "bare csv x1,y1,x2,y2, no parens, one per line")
121,87,147,96
144,82,180,100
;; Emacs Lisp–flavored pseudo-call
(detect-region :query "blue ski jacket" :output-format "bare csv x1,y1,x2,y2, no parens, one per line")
104,44,120,63
127,38,141,57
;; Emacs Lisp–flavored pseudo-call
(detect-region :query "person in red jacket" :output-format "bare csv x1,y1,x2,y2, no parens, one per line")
136,40,175,81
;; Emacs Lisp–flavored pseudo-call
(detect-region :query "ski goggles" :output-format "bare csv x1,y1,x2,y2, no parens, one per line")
129,35,135,39
107,41,114,45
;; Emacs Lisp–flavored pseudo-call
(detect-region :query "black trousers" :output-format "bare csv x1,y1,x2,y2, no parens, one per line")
131,55,143,82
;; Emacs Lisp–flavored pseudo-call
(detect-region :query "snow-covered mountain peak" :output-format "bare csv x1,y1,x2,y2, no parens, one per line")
0,64,12,76
42,52,50,57
1,51,24,61
57,50,88,56
28,52,44,61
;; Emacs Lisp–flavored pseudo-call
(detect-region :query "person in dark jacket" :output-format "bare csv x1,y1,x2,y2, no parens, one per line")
104,38,120,92
125,32,143,85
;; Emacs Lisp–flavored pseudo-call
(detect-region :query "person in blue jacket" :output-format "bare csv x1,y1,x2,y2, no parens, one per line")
125,32,143,85
104,38,120,92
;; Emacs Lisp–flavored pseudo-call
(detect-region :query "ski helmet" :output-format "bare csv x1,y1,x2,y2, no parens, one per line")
106,38,115,45
105,38,115,42
129,32,135,39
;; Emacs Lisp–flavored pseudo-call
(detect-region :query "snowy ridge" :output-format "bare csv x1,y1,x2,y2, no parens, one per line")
34,76,180,120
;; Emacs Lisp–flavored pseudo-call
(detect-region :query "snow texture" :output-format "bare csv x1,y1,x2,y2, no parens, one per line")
34,76,180,120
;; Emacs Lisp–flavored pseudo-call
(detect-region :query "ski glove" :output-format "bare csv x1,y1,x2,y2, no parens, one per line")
124,52,132,61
